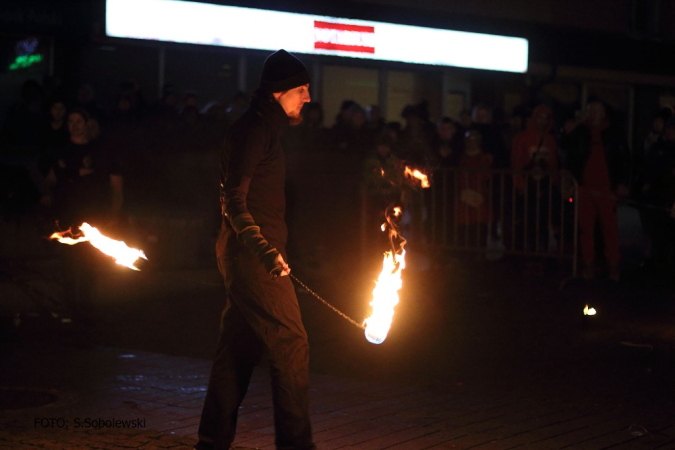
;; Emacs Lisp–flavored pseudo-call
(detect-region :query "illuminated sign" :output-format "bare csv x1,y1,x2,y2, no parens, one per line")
9,54,43,70
106,0,528,73
16,37,39,55
7,37,44,71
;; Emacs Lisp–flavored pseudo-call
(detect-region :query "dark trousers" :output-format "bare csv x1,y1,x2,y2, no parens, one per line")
456,223,489,248
196,249,315,450
60,243,100,317
650,211,675,282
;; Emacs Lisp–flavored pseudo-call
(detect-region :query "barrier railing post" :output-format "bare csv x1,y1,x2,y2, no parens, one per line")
547,177,553,253
511,172,517,252
500,171,505,250
560,174,566,256
572,181,579,278
443,171,448,247
488,171,494,250
453,171,459,248
523,173,529,252
535,177,541,254
431,176,437,247
360,183,368,268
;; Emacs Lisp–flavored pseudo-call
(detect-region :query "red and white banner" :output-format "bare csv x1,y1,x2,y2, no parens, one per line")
314,21,375,54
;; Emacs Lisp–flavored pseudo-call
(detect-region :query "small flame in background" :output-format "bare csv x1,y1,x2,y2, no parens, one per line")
584,304,597,316
50,222,147,270
404,166,430,188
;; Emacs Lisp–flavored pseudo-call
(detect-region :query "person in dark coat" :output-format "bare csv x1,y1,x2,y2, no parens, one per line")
43,107,123,320
639,117,675,283
39,95,69,170
196,49,315,450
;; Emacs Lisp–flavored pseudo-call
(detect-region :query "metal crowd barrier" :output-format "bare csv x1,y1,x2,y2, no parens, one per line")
428,168,579,277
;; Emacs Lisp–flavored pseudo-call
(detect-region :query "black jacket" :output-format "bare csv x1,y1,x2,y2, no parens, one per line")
641,140,675,208
219,89,289,256
560,123,630,190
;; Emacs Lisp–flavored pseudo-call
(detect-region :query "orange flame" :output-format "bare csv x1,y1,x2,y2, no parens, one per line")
50,222,147,270
404,166,430,188
364,249,405,344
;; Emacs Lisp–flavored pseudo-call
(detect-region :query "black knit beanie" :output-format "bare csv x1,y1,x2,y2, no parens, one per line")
260,49,310,94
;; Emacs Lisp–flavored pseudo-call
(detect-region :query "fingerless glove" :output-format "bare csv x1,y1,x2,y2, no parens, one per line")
231,213,282,274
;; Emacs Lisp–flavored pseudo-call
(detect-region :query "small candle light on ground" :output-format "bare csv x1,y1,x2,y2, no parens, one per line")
584,304,597,316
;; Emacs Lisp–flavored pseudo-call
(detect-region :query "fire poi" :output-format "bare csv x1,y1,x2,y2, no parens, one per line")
364,205,407,344
50,222,147,270
47,163,429,344
363,167,430,344
288,165,430,344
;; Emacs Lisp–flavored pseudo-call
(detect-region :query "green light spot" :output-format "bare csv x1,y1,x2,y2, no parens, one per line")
9,54,43,71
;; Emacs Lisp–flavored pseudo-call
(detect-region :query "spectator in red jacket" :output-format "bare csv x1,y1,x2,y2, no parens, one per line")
456,129,493,247
511,104,558,193
510,105,560,254
561,100,630,281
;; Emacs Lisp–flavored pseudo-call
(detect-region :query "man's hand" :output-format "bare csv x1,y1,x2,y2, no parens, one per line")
460,189,484,208
269,254,290,280
40,195,52,207
616,184,630,198
531,166,545,181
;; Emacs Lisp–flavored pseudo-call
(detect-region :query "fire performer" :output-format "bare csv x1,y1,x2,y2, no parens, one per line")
195,50,315,450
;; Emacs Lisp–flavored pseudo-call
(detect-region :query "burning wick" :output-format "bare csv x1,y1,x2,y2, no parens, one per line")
583,304,597,316
404,166,430,188
364,203,408,344
50,222,147,270
364,249,405,344
364,167,427,344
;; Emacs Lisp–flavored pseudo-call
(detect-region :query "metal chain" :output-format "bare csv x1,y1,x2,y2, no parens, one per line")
161,270,366,330
290,273,366,330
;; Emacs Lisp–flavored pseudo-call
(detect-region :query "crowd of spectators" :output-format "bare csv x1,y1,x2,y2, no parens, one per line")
2,77,675,285
282,95,675,283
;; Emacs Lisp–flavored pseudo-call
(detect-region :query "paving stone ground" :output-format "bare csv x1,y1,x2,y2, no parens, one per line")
2,228,675,449
2,339,675,449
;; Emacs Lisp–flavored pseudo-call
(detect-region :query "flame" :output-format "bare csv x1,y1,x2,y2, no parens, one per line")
404,166,430,188
50,222,147,270
583,304,597,316
364,250,405,344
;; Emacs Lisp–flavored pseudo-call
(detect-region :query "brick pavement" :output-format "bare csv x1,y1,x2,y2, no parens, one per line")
2,336,675,449
3,237,675,449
